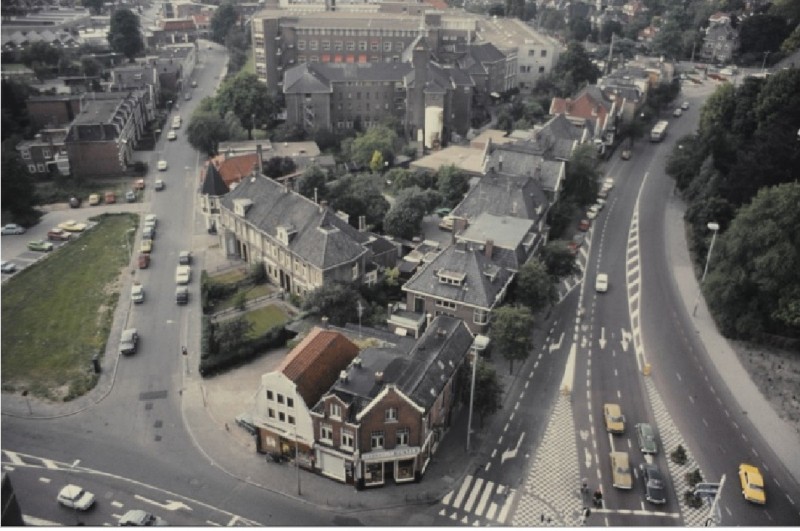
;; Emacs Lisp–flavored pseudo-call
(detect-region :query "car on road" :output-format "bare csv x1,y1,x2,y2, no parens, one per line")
58,220,87,232
157,160,168,171
145,214,158,227
621,148,631,160
595,273,609,293
739,463,766,504
28,240,54,252
603,177,615,190
167,130,177,141
635,423,658,454
69,196,81,208
191,80,197,88
640,463,667,504
88,193,100,206
178,251,192,265
586,209,598,220
681,101,690,110
118,509,167,526
184,92,192,100
2,223,26,235
603,403,625,433
1,261,17,274
56,484,96,510
154,179,165,191
610,451,632,490
131,283,145,304
47,228,72,242
175,265,191,284
673,108,683,117
119,328,139,355
138,253,150,269
176,285,189,305
140,239,153,254
143,226,155,240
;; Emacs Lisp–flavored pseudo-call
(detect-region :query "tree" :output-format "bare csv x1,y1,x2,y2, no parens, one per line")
263,156,296,178
569,17,592,42
436,165,469,207
738,14,791,56
215,72,276,139
599,20,623,44
21,42,62,68
1,143,41,225
369,150,385,173
223,110,248,140
564,144,600,206
704,183,800,338
83,0,104,14
108,9,144,61
514,259,556,312
491,305,534,374
297,166,328,201
540,241,580,278
328,174,390,229
781,24,800,55
302,281,362,326
457,359,503,428
383,187,439,239
80,56,102,77
211,3,238,44
187,111,229,156
551,41,601,96
214,316,254,356
348,125,400,167
539,8,566,31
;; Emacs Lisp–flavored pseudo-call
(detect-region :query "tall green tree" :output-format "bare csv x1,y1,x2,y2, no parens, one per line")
215,72,276,139
302,281,362,326
347,125,400,167
328,174,390,229
551,41,601,96
491,305,534,374
211,2,238,44
514,259,556,313
457,359,503,428
384,187,441,239
1,143,40,225
564,144,600,206
108,9,144,61
436,165,470,207
704,182,800,338
540,241,580,278
187,111,228,156
297,166,328,201
737,14,792,56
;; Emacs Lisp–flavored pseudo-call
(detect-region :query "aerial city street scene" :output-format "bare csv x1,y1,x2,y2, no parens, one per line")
1,0,799,526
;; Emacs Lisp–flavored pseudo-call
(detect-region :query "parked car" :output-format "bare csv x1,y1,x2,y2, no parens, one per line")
140,239,153,254
119,328,139,355
2,224,26,235
27,240,54,252
681,101,690,110
143,226,155,240
595,273,609,293
167,130,177,141
47,228,72,241
1,261,17,274
635,423,658,454
104,191,116,204
603,403,624,433
184,92,192,101
131,283,144,304
178,251,192,265
118,509,167,526
673,108,683,117
578,219,591,231
739,463,766,504
88,193,100,206
69,196,82,208
610,451,632,490
191,80,198,88
138,253,150,269
125,190,136,203
176,285,189,305
175,265,191,284
157,160,168,171
56,484,96,510
133,179,145,190
154,179,165,191
145,214,157,227
59,220,87,232
640,463,667,504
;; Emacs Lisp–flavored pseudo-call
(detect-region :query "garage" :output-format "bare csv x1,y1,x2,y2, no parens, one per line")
316,449,346,482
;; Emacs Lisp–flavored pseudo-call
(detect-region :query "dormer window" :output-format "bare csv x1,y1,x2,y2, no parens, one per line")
233,198,253,217
276,224,296,245
437,269,465,286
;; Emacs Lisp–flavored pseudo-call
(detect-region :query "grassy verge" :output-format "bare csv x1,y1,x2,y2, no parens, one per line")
214,283,274,312
245,305,289,337
1,213,138,401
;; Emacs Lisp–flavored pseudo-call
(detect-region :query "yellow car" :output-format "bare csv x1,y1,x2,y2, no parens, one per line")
739,463,766,504
610,451,632,489
140,239,153,254
58,220,87,232
88,193,100,206
604,403,625,433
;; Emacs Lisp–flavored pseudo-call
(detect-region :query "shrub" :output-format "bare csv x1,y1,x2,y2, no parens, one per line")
248,261,267,285
686,469,703,487
198,325,297,377
671,444,688,465
234,291,247,311
684,490,703,509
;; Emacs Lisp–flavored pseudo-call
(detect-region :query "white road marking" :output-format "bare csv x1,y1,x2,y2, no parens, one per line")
702,418,708,427
39,477,51,484
474,480,494,516
111,501,124,508
206,520,222,526
3,451,26,466
41,459,59,470
676,372,682,382
486,502,498,520
442,490,453,505
226,515,240,526
497,488,516,524
689,395,695,404
451,475,473,508
617,390,621,399
134,494,192,511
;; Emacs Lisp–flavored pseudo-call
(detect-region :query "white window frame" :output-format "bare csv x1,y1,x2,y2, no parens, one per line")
320,423,333,443
385,407,397,422
330,403,342,419
396,427,409,446
370,431,385,449
341,429,354,450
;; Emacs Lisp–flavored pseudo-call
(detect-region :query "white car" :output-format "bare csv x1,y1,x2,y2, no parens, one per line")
602,177,614,191
596,273,609,293
1,261,17,274
167,130,177,141
57,484,96,510
586,209,598,220
118,509,168,526
681,101,690,110
145,214,158,227
157,160,168,171
1,223,26,235
673,108,683,117
132,283,145,304
175,265,191,285
154,179,165,191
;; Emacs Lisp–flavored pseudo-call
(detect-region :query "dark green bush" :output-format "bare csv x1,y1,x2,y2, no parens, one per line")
198,325,297,377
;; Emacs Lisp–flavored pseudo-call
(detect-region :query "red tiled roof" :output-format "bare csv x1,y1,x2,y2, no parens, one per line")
162,19,196,31
549,92,609,123
210,153,259,187
425,0,449,9
277,327,359,406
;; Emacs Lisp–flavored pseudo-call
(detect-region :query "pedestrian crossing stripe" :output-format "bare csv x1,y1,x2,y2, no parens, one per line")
440,475,516,525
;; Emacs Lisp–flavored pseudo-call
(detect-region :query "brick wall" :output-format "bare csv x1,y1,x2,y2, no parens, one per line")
66,141,125,178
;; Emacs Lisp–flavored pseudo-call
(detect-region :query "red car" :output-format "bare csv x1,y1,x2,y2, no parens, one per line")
47,228,72,241
578,219,591,231
138,253,150,269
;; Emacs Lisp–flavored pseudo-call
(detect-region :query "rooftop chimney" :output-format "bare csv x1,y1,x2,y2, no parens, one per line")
485,239,494,259
321,316,329,328
256,144,263,174
375,371,384,383
339,370,348,382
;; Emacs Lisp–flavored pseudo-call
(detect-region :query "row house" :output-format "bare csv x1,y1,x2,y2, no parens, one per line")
64,91,150,178
109,63,160,118
15,128,70,178
252,327,360,463
549,84,623,154
216,172,398,297
311,315,474,487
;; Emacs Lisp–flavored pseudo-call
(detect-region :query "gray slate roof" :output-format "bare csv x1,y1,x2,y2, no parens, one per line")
457,213,535,271
283,62,411,94
219,174,371,270
403,241,513,310
451,170,549,221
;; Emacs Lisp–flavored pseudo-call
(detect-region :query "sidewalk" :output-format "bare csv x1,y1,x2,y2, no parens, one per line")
665,194,800,482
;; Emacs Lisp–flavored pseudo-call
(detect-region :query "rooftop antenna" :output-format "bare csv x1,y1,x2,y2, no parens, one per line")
356,300,364,338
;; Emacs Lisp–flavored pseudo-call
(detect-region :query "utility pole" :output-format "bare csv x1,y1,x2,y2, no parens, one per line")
356,300,363,338
466,351,478,452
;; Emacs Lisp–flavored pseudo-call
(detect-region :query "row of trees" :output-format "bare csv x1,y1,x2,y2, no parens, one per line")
666,69,800,340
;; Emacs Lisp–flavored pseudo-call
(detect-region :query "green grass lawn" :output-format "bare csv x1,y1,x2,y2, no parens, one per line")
214,283,274,312
244,305,289,337
1,213,138,400
242,52,255,75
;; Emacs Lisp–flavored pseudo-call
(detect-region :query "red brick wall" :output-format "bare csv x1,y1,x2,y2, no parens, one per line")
358,387,422,451
27,99,80,129
67,141,125,178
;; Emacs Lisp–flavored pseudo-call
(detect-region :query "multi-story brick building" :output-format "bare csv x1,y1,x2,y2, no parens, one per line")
15,128,70,178
26,94,82,130
310,315,474,487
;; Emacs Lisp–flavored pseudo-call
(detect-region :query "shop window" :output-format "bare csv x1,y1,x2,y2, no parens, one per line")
365,462,383,485
397,459,415,481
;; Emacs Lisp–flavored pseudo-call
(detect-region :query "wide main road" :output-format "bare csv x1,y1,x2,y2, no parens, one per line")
2,42,331,526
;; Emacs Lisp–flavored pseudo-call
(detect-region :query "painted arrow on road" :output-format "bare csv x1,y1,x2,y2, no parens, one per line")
134,494,192,512
501,432,525,464
599,327,607,349
548,332,564,353
620,329,632,352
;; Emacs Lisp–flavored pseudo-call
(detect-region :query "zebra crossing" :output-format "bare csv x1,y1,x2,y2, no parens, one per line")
438,474,518,525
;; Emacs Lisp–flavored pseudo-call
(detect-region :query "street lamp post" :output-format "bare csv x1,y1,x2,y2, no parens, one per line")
761,51,771,74
466,350,478,452
693,222,720,316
